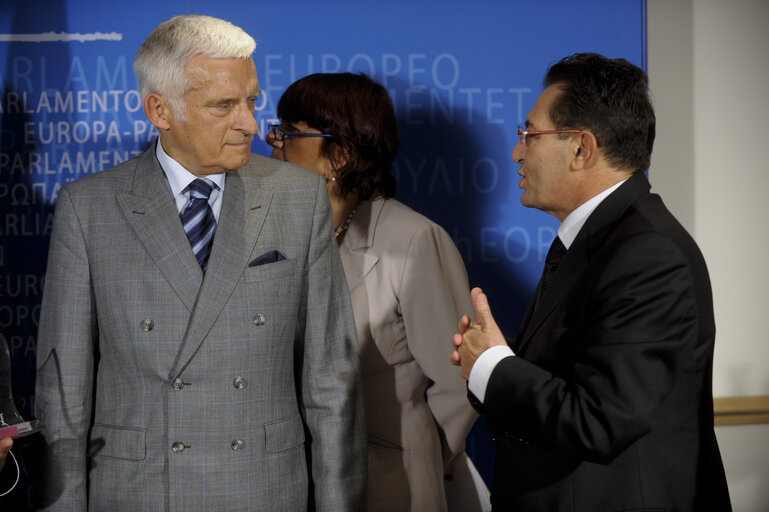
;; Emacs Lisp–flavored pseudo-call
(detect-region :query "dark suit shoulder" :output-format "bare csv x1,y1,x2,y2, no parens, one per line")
584,194,716,348
616,193,709,271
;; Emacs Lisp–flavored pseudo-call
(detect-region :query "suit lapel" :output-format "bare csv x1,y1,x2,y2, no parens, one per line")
514,248,586,356
117,146,203,311
170,169,272,378
340,198,382,292
515,173,652,356
514,292,537,352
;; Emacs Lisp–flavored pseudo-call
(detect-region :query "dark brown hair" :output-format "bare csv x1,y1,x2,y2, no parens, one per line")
277,72,399,199
544,53,655,173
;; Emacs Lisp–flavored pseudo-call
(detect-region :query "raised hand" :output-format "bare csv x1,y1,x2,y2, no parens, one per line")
450,287,507,380
0,437,12,472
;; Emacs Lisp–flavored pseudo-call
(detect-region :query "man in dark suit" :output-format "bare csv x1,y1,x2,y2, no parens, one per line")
451,53,731,511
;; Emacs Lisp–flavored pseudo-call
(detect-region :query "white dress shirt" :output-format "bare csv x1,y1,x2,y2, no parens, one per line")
468,179,628,402
156,138,226,221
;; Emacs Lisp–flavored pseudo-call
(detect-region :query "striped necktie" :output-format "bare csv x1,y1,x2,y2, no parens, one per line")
181,178,217,271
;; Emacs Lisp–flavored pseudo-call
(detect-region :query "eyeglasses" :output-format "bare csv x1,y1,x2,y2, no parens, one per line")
517,126,581,145
268,123,332,142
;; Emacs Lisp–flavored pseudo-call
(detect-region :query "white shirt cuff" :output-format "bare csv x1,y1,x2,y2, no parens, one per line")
468,345,515,403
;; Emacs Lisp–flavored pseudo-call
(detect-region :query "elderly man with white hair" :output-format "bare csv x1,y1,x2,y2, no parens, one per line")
35,15,365,511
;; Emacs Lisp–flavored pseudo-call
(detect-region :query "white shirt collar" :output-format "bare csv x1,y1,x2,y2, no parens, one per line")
558,179,627,249
155,138,226,197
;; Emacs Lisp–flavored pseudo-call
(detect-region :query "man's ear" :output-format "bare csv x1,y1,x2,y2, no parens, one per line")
570,130,598,171
143,93,173,131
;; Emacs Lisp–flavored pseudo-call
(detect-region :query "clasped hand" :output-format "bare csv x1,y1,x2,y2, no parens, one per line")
0,437,12,472
450,287,508,380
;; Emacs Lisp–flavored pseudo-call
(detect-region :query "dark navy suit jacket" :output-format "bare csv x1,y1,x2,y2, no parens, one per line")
476,172,731,511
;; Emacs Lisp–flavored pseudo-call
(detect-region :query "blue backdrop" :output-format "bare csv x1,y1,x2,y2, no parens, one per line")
1,0,646,507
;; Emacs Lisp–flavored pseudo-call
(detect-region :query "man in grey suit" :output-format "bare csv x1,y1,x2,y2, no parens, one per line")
35,15,365,511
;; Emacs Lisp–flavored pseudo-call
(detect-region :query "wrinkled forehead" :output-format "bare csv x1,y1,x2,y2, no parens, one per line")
182,55,259,93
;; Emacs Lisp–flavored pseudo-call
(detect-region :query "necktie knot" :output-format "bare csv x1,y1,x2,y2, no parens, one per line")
545,236,567,269
187,178,215,200
540,236,567,295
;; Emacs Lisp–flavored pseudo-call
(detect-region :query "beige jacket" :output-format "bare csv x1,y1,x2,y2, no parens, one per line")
338,197,478,512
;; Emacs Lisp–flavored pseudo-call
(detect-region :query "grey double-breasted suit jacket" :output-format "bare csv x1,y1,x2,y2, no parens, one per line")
34,144,366,511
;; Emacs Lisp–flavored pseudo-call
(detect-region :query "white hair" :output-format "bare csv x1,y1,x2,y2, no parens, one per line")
133,14,256,121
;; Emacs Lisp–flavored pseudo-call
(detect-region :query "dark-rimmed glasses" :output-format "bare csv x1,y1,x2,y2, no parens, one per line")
268,124,332,142
517,126,581,145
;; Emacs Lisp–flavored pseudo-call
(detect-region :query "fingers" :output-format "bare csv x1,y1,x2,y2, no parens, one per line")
450,347,470,379
0,438,9,472
470,287,498,332
457,314,472,335
450,332,463,366
0,437,11,452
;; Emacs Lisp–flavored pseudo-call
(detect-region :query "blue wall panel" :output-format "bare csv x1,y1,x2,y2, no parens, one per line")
1,1,645,507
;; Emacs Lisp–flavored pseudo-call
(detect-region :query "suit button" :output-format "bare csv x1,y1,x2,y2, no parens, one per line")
171,442,186,453
233,376,247,390
252,314,265,326
141,318,154,332
171,378,184,391
231,439,245,451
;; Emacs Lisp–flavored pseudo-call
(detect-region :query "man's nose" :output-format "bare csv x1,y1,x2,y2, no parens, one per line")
512,140,525,163
234,103,259,135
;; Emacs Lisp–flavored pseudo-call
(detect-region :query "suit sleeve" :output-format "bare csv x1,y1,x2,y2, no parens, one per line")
483,232,697,464
298,175,366,510
35,187,97,510
398,222,478,466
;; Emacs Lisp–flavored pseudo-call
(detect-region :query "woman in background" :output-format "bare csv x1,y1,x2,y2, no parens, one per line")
267,72,487,511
